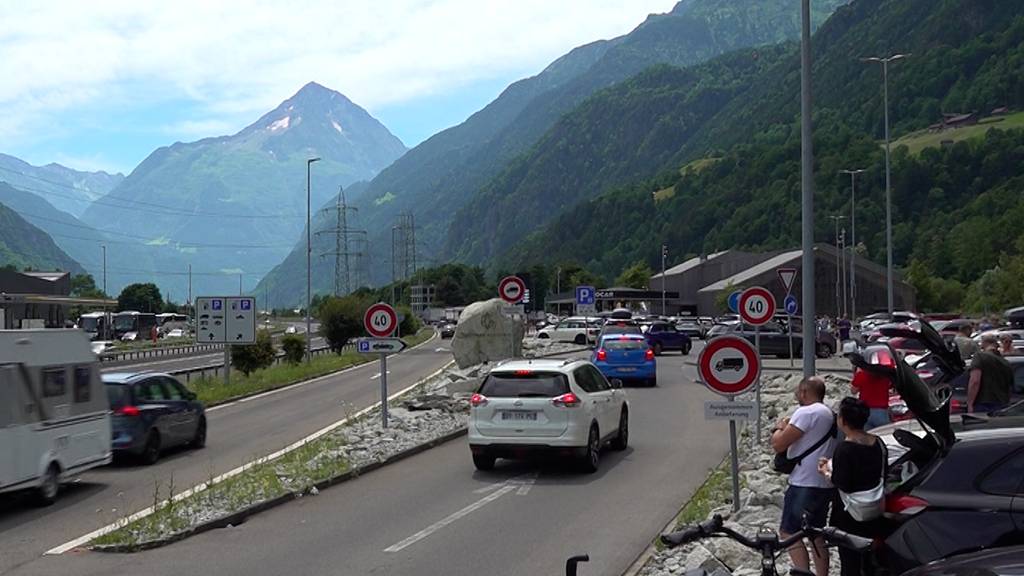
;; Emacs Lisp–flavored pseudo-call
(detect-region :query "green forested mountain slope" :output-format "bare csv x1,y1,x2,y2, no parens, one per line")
0,200,85,273
451,0,1024,266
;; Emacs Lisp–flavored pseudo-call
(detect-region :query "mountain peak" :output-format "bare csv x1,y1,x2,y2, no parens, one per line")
283,81,355,111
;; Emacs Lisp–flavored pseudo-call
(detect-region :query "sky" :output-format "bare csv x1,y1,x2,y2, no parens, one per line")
0,0,678,175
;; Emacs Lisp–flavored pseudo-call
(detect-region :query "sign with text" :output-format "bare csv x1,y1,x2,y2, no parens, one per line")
704,401,757,421
195,296,256,344
356,338,407,354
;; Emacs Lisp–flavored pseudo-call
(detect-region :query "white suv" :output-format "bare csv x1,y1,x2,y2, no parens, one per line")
536,317,597,345
468,359,629,473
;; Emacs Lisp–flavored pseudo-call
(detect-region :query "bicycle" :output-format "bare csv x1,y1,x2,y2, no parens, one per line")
659,514,873,576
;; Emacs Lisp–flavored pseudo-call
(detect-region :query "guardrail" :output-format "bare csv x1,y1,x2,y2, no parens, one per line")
100,343,223,363
171,344,342,384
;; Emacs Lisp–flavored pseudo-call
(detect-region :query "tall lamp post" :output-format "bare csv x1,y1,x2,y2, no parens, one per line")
102,245,108,340
800,0,816,377
306,157,320,363
863,53,908,317
828,215,846,319
839,169,865,319
661,243,667,316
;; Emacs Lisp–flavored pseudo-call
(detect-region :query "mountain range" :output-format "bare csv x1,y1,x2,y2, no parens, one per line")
0,199,84,274
256,0,848,306
0,153,123,218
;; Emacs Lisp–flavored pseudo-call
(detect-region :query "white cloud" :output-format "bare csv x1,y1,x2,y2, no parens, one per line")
0,0,677,145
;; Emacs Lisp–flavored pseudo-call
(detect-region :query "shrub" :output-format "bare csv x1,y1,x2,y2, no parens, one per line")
281,333,306,364
396,305,421,336
319,295,371,353
231,330,276,376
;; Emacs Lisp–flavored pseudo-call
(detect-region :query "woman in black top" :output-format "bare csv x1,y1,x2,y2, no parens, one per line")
818,397,887,576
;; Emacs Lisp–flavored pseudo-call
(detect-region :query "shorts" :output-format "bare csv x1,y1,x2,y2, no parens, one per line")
781,485,834,534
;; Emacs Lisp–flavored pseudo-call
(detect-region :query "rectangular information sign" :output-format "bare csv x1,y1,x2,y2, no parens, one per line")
704,401,758,421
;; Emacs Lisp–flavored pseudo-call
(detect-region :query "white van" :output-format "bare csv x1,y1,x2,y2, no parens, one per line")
0,330,112,505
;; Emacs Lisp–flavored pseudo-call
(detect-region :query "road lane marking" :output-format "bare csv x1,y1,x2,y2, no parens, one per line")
46,346,449,556
386,473,538,552
370,370,391,380
384,486,516,553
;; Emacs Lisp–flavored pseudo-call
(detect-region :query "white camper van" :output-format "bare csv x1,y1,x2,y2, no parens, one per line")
0,330,112,504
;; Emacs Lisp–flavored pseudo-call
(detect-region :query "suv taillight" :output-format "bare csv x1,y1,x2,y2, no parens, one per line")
645,349,655,361
886,494,928,516
470,393,488,408
116,406,140,417
552,393,581,408
596,349,607,361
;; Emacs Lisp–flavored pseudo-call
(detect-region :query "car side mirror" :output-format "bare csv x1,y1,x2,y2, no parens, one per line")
610,378,623,389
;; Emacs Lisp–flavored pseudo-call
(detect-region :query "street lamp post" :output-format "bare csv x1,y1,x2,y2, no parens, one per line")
863,54,908,317
306,157,320,363
839,169,865,319
102,245,108,340
828,215,846,319
661,244,667,316
800,0,816,377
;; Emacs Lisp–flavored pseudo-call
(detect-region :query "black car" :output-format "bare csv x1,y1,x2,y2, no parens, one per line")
104,372,207,464
903,546,1024,576
710,320,835,358
675,319,704,339
848,320,1024,574
440,324,456,339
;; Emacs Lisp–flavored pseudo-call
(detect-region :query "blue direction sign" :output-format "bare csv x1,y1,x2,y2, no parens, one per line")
784,294,799,316
576,286,596,305
358,339,371,353
727,290,743,313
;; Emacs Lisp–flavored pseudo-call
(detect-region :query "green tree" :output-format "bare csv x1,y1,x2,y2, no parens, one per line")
396,304,421,336
281,333,306,364
117,283,164,312
714,282,738,314
319,295,372,353
70,274,107,298
231,330,276,376
614,261,653,289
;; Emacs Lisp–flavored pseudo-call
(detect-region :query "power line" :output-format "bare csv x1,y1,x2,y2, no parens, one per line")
316,186,366,296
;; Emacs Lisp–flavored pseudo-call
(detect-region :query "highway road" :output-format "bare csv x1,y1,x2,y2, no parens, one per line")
10,344,734,576
100,336,329,375
0,333,452,575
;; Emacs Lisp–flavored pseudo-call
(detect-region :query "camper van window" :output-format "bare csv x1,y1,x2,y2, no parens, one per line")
74,366,92,403
43,368,67,398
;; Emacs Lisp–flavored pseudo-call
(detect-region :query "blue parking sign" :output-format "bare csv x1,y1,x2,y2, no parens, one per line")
576,286,596,305
358,339,370,353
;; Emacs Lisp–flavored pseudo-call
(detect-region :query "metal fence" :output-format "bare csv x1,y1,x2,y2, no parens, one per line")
172,344,344,384
100,343,222,363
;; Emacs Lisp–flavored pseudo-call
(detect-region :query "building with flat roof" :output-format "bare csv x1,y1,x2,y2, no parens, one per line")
0,269,115,329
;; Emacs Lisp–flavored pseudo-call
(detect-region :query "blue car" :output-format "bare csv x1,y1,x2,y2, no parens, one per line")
103,372,207,464
592,334,658,387
644,321,692,356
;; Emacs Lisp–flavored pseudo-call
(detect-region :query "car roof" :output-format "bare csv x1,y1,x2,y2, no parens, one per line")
600,333,646,341
101,372,153,384
491,358,588,373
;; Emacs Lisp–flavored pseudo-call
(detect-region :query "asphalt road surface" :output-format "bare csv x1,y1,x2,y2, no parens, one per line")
0,333,451,575
9,343,734,576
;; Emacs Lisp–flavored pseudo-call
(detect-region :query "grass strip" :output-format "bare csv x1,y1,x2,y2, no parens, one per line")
192,328,434,407
91,432,351,548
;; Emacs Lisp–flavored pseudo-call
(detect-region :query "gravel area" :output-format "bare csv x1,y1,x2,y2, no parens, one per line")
640,371,854,576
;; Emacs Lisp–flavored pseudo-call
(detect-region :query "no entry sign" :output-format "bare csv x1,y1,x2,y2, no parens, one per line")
364,302,398,338
697,336,761,396
739,286,776,326
498,275,526,304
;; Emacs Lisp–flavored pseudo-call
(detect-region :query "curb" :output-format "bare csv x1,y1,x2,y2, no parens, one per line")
90,426,469,554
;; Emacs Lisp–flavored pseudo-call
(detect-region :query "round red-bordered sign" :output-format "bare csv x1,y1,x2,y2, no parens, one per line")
364,302,398,338
739,286,776,326
498,275,526,304
697,335,760,396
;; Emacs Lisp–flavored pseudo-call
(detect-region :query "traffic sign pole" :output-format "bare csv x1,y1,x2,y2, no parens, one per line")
788,314,795,369
380,353,389,429
754,325,761,445
364,302,399,428
224,346,230,386
729,397,741,513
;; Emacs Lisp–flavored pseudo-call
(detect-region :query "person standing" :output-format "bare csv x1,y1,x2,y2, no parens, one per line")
968,335,1014,413
838,315,852,342
954,324,978,361
771,376,837,576
818,397,887,576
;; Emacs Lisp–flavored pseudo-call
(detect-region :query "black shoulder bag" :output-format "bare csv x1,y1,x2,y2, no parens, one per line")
772,413,837,474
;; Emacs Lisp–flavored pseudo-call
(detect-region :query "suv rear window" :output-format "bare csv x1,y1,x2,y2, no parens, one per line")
603,339,646,350
479,372,570,398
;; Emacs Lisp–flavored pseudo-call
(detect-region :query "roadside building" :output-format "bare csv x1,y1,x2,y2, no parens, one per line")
0,269,115,329
649,250,779,315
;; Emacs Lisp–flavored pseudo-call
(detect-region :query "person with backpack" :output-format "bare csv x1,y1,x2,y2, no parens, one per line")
771,376,837,576
818,397,887,576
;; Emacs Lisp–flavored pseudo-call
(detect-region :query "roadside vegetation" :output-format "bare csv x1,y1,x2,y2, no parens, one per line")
191,328,434,406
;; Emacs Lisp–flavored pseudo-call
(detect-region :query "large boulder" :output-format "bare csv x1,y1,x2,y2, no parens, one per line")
451,299,525,368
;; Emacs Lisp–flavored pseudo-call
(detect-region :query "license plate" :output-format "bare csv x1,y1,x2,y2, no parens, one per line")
617,367,636,372
500,411,538,421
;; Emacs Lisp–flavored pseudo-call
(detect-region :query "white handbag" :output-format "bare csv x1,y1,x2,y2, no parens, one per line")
839,441,887,522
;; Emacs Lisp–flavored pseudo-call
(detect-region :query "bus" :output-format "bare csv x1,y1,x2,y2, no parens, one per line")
112,311,158,340
155,313,188,327
77,311,112,341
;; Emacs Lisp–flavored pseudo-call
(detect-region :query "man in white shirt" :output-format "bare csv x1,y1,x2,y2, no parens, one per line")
770,376,837,576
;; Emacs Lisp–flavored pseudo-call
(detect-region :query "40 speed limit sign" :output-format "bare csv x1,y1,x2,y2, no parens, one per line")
739,286,776,326
364,302,398,338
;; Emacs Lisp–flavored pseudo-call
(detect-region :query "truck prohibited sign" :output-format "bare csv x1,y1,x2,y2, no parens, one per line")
697,336,761,396
498,275,526,304
364,302,398,338
739,286,776,326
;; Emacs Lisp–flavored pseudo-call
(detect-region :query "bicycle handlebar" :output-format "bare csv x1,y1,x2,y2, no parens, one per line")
660,515,872,553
